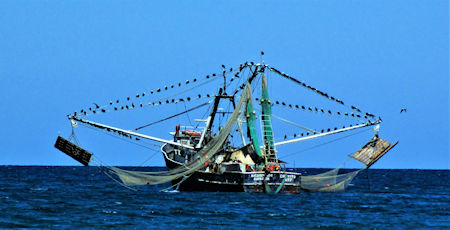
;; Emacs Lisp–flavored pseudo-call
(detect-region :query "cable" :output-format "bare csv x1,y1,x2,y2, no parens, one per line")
133,101,211,131
278,128,371,159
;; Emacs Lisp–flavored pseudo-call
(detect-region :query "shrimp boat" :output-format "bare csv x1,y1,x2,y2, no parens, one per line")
55,58,397,193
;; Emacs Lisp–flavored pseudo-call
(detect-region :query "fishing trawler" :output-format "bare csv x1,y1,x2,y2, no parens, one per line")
55,56,397,193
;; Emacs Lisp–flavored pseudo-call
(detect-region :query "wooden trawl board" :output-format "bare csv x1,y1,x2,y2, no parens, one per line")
352,137,391,166
54,136,92,166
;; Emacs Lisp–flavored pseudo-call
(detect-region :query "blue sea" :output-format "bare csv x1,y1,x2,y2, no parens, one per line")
0,166,448,229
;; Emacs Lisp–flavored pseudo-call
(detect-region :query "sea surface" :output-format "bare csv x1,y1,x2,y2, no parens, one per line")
0,166,448,229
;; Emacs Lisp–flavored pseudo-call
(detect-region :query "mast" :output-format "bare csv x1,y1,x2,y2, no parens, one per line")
206,88,223,135
260,68,278,164
207,65,260,138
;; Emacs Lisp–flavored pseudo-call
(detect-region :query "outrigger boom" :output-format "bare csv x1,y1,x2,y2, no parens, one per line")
69,115,195,149
274,120,381,147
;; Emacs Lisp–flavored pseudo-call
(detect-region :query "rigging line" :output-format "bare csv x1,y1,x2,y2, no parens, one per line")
278,127,371,159
91,159,138,191
272,113,317,134
226,76,242,95
254,107,317,134
235,72,245,92
133,101,212,131
139,138,168,148
128,138,168,171
219,100,233,131
225,64,250,89
137,150,160,167
266,98,365,121
253,73,262,94
238,64,249,86
147,77,219,105
101,165,138,191
97,73,220,110
159,173,193,192
266,65,373,116
81,77,218,117
194,99,213,130
68,127,80,145
183,102,194,128
87,139,160,180
244,65,256,92
231,65,257,96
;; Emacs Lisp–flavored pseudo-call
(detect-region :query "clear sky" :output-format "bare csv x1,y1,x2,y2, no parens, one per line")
0,1,448,169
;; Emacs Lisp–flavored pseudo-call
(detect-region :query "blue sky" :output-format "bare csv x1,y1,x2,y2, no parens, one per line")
0,1,448,169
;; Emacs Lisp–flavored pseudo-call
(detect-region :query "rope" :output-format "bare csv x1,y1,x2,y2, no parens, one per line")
73,63,255,118
159,173,193,192
256,98,369,122
183,102,194,128
259,108,317,133
133,101,211,131
278,127,371,159
267,65,376,118
68,127,80,145
263,176,286,194
91,158,138,191
275,178,286,194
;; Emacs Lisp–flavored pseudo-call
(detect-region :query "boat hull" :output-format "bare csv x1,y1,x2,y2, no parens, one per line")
162,143,302,193
171,171,301,193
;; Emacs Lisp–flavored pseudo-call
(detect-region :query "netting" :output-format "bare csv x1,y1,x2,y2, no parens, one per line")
300,168,361,192
107,84,253,186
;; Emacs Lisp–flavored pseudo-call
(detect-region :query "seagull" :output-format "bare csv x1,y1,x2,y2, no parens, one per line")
400,108,407,113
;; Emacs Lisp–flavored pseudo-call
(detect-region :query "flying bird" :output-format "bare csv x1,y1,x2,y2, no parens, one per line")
400,108,407,113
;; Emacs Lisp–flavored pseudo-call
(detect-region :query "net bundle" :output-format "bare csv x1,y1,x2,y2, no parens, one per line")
300,168,361,192
107,84,253,186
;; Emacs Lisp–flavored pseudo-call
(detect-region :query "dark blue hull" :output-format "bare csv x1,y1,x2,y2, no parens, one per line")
170,169,302,193
162,143,302,193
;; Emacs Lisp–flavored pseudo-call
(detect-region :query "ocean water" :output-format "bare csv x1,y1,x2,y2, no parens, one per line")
0,166,448,229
